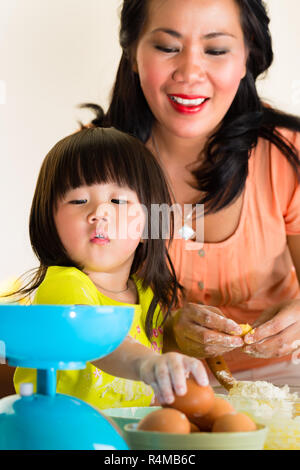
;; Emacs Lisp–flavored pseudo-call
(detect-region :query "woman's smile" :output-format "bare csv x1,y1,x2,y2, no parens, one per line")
167,94,210,114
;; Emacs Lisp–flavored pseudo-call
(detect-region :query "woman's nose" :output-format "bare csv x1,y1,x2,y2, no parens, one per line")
172,50,207,84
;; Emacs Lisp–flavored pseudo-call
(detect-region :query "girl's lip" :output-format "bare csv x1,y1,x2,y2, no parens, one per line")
90,231,110,243
91,237,110,245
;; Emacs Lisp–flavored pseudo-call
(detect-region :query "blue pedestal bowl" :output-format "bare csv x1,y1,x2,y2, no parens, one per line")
0,304,134,450
0,304,134,369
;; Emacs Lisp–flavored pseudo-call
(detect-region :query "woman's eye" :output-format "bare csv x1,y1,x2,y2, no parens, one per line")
206,49,228,56
111,199,128,205
155,45,179,53
69,199,88,205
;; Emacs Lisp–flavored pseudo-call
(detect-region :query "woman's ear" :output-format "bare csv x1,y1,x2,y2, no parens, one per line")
241,63,247,80
130,45,139,74
132,58,138,74
241,45,250,80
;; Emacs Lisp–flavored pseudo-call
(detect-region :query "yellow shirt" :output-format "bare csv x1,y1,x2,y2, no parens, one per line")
14,266,164,409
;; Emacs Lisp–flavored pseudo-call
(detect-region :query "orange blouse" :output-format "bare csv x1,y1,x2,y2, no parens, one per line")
168,128,300,373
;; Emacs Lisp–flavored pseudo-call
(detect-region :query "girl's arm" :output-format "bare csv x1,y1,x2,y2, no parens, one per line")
91,336,209,404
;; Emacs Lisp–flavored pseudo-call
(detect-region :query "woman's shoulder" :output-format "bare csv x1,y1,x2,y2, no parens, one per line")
256,126,300,151
275,126,300,145
251,126,300,230
251,126,300,173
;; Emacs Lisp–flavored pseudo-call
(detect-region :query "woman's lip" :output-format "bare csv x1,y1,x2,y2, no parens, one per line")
169,94,209,99
167,95,209,114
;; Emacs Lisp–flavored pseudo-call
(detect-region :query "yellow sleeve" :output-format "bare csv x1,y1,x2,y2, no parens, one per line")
133,276,164,353
14,367,37,394
14,267,99,393
33,267,99,305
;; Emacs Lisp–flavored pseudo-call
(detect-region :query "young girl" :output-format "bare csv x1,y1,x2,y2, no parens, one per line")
13,126,209,408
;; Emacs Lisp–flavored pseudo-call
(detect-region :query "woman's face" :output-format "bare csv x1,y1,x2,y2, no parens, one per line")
134,0,248,141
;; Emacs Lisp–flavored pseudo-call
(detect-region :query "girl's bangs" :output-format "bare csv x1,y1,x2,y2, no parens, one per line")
52,128,143,201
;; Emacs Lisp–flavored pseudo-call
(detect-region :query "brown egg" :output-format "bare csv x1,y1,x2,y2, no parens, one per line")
189,421,201,433
212,412,257,433
192,397,235,431
166,378,215,418
137,408,191,434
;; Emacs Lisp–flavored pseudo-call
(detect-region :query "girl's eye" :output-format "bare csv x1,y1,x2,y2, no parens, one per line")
69,199,88,205
206,49,228,56
154,45,180,54
111,199,128,205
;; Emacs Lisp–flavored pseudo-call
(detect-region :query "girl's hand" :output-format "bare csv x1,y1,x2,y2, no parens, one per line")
138,351,209,405
172,303,244,358
243,299,300,358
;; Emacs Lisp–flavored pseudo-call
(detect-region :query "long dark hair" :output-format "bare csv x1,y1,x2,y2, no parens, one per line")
9,127,183,340
83,0,300,214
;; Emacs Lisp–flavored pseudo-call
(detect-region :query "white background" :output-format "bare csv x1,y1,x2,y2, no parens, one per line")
0,0,299,284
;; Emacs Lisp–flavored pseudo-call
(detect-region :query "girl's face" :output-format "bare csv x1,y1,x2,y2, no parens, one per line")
54,183,146,275
134,0,248,141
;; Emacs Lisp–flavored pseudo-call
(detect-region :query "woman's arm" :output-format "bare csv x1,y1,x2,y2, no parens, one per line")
287,234,300,284
242,236,300,357
163,238,300,360
162,305,243,358
162,311,182,354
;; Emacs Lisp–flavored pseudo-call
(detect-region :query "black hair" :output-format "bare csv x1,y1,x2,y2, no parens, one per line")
82,0,300,214
8,127,184,340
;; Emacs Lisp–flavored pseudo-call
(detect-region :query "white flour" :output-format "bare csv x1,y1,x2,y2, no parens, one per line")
228,380,298,402
219,380,300,449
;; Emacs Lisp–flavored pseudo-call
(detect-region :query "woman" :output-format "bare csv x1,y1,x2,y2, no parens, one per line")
83,0,300,384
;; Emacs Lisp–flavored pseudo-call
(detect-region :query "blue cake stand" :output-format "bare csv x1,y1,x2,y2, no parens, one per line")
0,304,134,450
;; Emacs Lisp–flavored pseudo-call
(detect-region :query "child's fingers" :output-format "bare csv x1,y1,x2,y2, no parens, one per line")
183,356,209,386
167,353,187,397
154,359,175,404
150,382,165,405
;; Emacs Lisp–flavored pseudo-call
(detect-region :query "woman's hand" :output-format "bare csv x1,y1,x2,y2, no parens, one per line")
172,303,244,358
138,351,209,405
243,299,300,358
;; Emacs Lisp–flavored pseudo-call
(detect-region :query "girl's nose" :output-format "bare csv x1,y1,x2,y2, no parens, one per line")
172,51,207,84
87,203,110,223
